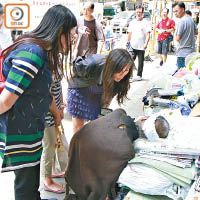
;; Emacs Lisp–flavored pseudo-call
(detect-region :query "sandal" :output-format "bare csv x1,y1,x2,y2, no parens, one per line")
43,184,65,194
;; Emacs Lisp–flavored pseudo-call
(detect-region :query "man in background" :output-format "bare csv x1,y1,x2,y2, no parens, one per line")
0,3,12,50
172,2,196,69
156,8,175,67
74,1,105,57
186,10,192,17
127,5,151,81
194,11,199,27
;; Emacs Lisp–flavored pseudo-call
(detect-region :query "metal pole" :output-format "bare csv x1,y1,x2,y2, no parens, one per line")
197,25,200,52
150,0,157,55
160,0,162,17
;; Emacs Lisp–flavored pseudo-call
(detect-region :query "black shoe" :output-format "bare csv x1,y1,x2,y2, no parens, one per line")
160,60,163,66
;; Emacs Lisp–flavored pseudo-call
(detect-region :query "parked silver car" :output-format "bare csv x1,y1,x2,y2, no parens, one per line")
110,10,151,33
126,11,151,25
110,11,134,33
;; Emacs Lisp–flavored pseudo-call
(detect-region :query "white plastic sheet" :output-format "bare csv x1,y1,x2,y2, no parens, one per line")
137,110,200,155
118,163,189,199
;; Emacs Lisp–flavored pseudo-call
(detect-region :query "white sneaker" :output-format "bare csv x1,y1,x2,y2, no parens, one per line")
135,76,142,81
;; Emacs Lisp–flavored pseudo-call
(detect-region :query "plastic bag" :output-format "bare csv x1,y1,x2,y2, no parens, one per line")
54,124,69,174
173,67,192,78
150,73,183,90
181,73,200,92
185,52,200,73
118,163,187,199
185,177,200,200
169,100,191,116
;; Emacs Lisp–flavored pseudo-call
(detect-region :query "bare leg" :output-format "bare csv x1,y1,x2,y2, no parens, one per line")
72,117,84,134
41,126,64,192
157,54,164,67
163,54,167,63
158,54,163,63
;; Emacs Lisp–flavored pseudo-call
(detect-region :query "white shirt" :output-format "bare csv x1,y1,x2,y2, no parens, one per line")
128,19,151,50
0,25,12,50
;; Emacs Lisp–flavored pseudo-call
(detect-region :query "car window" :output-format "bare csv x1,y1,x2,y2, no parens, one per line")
126,11,151,27
104,9,115,16
144,12,150,18
130,11,150,18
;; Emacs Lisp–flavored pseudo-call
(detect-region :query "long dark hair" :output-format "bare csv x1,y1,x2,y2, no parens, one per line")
102,48,134,106
3,5,77,80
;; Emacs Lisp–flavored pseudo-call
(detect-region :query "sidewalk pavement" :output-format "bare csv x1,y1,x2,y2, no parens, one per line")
0,53,178,200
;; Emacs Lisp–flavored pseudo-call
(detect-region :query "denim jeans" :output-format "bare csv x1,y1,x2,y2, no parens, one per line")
177,57,185,69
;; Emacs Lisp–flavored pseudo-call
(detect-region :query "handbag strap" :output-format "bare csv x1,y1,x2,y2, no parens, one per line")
0,37,43,56
0,38,44,81
55,122,65,152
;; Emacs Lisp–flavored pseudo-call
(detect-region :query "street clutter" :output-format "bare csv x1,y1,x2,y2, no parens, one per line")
117,53,200,200
2,1,200,199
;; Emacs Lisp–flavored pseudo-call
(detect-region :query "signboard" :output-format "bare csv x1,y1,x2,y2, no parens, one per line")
5,3,30,29
3,0,80,30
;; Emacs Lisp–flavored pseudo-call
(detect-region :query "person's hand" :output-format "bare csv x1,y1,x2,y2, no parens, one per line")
144,44,148,50
67,63,76,79
78,26,91,37
135,116,149,123
60,108,64,120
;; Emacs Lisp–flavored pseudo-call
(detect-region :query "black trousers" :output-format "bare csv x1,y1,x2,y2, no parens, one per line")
14,165,41,200
132,49,145,77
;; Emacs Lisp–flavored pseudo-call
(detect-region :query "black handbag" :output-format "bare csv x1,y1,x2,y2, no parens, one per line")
73,54,106,79
126,42,136,58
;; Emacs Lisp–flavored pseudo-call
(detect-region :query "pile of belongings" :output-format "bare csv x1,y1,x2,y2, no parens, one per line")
115,53,200,200
142,53,200,117
117,110,200,200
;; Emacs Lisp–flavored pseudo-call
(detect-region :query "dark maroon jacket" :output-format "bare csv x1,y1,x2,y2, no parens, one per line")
65,108,139,200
